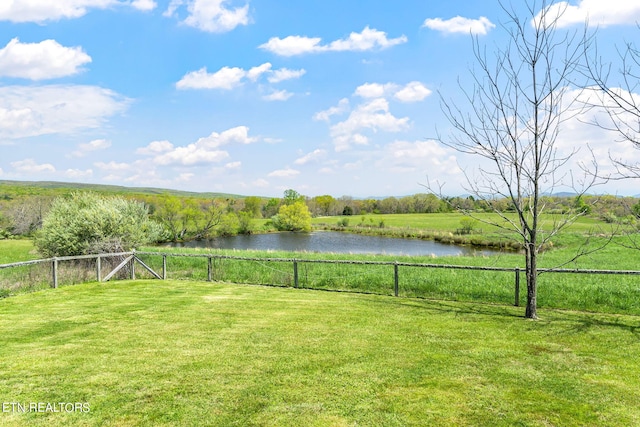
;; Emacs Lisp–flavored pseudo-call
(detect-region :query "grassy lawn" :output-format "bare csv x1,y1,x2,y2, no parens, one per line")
1,280,639,426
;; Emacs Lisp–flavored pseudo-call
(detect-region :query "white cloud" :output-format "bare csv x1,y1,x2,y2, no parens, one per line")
0,0,154,23
330,98,411,151
354,81,431,103
260,26,407,57
423,16,495,35
0,85,130,139
130,0,156,11
268,168,300,178
0,38,92,80
394,81,432,103
195,126,257,147
536,0,640,28
313,98,349,122
247,63,272,82
154,146,230,166
70,139,111,157
225,161,241,170
267,68,306,83
294,149,327,165
354,83,398,99
136,140,174,155
164,0,249,33
11,158,55,173
177,63,303,92
139,126,258,167
176,66,246,90
262,90,293,101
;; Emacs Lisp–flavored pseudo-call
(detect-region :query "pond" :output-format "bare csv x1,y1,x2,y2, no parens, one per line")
165,231,502,257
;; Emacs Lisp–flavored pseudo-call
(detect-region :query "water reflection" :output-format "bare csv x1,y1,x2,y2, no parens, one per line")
165,231,501,257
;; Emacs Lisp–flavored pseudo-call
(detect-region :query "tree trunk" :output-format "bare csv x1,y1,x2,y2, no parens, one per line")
525,244,538,319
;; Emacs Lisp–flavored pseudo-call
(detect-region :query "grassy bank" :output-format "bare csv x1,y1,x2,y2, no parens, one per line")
1,280,639,426
135,238,640,316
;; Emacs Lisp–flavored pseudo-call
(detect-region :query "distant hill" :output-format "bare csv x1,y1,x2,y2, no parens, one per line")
0,180,246,199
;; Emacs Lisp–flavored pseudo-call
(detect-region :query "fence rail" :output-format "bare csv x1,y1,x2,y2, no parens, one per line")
2,250,639,313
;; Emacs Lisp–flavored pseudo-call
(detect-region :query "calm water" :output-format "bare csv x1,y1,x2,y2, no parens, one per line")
166,231,501,257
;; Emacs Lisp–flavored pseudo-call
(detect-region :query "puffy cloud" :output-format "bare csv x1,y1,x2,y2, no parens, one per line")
268,168,300,178
394,81,432,103
70,139,111,157
137,126,258,167
422,16,495,35
0,0,153,23
176,63,304,94
294,149,327,165
246,63,272,82
354,81,431,102
330,98,410,151
0,85,130,139
313,98,349,122
11,158,55,173
135,140,174,155
354,83,398,99
176,66,246,90
154,146,229,166
130,0,156,11
260,26,407,56
267,68,306,83
535,0,640,28
194,125,257,147
164,0,249,33
0,38,91,80
262,90,293,101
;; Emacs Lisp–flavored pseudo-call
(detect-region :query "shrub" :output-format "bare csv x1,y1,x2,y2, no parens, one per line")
271,201,312,232
34,192,163,257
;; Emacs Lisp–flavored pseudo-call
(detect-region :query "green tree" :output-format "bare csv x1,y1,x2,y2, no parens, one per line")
34,192,162,257
283,189,305,205
242,196,263,218
271,201,312,232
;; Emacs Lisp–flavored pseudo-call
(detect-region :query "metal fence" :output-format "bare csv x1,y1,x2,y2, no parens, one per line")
2,250,640,313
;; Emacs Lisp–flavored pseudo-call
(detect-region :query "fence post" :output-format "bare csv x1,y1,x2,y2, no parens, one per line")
394,262,399,297
162,255,167,280
52,257,58,288
96,256,101,282
514,268,520,307
130,252,135,280
207,256,212,282
293,259,299,288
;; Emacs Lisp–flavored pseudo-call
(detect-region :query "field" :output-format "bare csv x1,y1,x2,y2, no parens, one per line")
1,280,639,426
0,240,39,264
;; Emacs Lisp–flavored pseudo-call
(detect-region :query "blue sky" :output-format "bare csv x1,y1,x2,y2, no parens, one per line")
1,0,639,197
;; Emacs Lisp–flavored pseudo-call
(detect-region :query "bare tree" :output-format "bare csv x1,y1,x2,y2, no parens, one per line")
434,0,597,319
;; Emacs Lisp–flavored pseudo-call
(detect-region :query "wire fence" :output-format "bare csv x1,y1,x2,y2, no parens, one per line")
2,250,640,314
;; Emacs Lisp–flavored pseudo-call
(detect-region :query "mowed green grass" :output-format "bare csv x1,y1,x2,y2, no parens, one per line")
1,280,639,426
